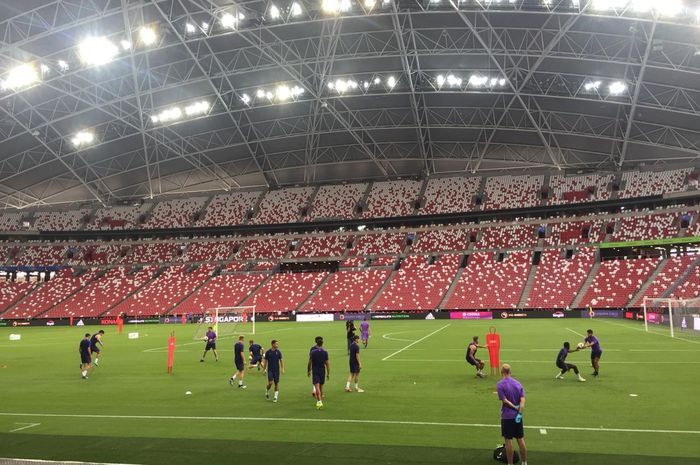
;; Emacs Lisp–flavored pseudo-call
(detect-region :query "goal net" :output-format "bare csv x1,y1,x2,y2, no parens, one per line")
192,306,255,340
642,296,700,339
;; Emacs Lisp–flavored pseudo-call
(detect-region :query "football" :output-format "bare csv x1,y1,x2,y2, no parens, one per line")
577,342,585,349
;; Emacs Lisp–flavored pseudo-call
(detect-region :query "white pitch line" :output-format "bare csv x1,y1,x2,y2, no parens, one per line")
597,319,700,345
382,331,416,342
9,422,40,432
142,328,292,353
0,458,139,465
383,359,700,364
381,324,451,361
566,328,585,338
0,412,698,436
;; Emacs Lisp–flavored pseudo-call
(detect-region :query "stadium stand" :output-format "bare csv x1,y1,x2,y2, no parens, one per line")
237,238,289,260
445,251,531,309
414,228,471,253
670,264,700,299
33,209,91,231
619,168,690,198
195,191,262,227
242,271,328,312
302,269,391,312
305,183,366,221
142,198,207,229
548,174,613,204
580,257,662,308
128,242,179,264
68,244,124,266
0,280,37,314
0,212,21,231
250,187,314,224
634,255,698,305
349,233,408,256
289,235,347,258
483,175,543,210
175,273,269,314
611,212,681,242
87,205,148,230
361,180,422,218
545,219,606,246
526,248,596,308
179,240,239,262
14,244,66,266
421,176,480,214
477,224,537,249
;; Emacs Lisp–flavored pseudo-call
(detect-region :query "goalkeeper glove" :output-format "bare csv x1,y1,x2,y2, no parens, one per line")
512,404,520,411
515,413,523,424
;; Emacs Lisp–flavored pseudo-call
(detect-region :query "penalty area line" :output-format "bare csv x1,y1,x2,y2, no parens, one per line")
566,328,585,338
0,412,698,436
381,324,451,361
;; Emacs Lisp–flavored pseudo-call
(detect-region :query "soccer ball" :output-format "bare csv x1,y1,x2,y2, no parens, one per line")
577,342,585,349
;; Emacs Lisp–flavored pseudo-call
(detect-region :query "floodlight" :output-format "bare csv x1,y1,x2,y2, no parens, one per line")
591,0,627,10
79,36,119,66
58,60,69,71
184,101,210,116
608,81,626,95
276,85,291,101
335,79,348,92
241,93,251,104
120,40,132,51
256,89,266,98
266,91,274,100
291,86,305,96
202,22,210,31
1,63,40,91
498,78,506,86
221,13,237,28
291,2,303,15
153,107,183,124
446,74,461,86
328,82,335,90
269,4,281,19
363,81,369,89
71,130,95,147
365,0,377,8
373,77,381,84
322,0,350,13
584,80,601,91
468,74,488,87
656,0,683,16
138,26,158,46
436,75,446,87
185,23,196,34
387,76,396,88
40,64,50,74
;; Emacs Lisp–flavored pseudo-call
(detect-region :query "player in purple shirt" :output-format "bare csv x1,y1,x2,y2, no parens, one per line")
583,329,603,377
307,336,330,410
360,318,370,348
200,327,219,362
496,364,528,465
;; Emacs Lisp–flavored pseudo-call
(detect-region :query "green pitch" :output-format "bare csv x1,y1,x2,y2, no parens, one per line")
1,319,699,465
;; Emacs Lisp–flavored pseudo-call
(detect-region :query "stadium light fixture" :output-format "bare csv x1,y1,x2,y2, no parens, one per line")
322,0,351,14
269,4,281,19
151,106,183,124
498,78,506,86
291,2,303,16
631,0,652,12
241,93,251,105
120,40,132,51
656,0,683,16
40,64,50,74
184,100,210,117
436,74,446,88
373,77,381,85
584,80,601,91
387,76,396,88
363,81,370,89
138,26,158,46
1,63,40,91
446,74,462,86
365,0,377,8
58,60,69,72
468,74,488,87
185,23,196,34
202,22,210,32
221,12,245,29
608,81,627,95
256,89,266,98
79,36,119,66
276,85,291,101
71,130,95,148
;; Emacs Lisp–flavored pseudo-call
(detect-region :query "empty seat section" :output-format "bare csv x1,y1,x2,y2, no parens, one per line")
483,175,543,210
670,266,700,299
175,273,269,314
303,269,391,312
237,239,289,260
548,174,613,204
180,241,238,262
0,213,21,231
371,254,461,311
340,257,367,268
0,281,37,314
612,212,680,241
196,191,261,227
415,229,469,253
87,205,147,230
545,220,605,246
580,257,661,308
33,209,91,231
635,256,697,305
361,180,422,218
69,244,124,266
422,177,479,214
620,169,690,198
15,245,66,266
349,233,406,256
306,183,366,221
290,235,346,258
242,272,328,312
250,187,314,224
128,242,178,263
477,225,537,249
142,198,207,229
445,251,531,309
526,248,595,308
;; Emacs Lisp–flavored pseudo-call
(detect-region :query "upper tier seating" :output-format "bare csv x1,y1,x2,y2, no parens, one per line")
15,245,66,266
414,229,470,253
612,212,680,242
421,177,480,214
128,242,178,264
368,255,397,267
478,225,537,249
3,268,100,319
33,209,90,231
242,271,328,312
526,248,595,308
302,269,391,312
195,191,262,227
635,255,697,305
361,180,422,218
483,175,543,210
620,169,690,199
112,264,216,316
86,205,148,230
445,251,531,309
348,233,408,256
670,264,700,299
46,266,157,318
289,235,347,258
68,244,125,266
305,183,366,221
548,174,613,204
0,280,37,314
371,254,461,311
142,198,207,229
340,257,367,268
180,241,239,262
250,187,314,224
545,220,606,246
0,212,21,231
580,257,661,308
237,239,289,260
175,273,269,314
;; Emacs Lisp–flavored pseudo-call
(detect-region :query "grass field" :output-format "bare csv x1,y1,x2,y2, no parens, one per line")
1,318,700,465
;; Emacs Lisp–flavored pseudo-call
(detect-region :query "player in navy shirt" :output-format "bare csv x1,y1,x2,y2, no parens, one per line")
309,336,322,398
89,330,104,366
466,336,486,378
262,340,284,402
200,327,219,362
248,339,263,371
307,336,330,409
79,333,92,379
555,342,585,382
228,335,247,389
583,329,603,377
345,335,364,393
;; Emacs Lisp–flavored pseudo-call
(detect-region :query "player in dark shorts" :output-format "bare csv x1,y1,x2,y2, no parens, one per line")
555,342,585,382
79,333,92,379
262,340,284,403
89,330,104,366
496,364,527,465
309,336,322,398
308,336,330,410
228,335,247,389
346,321,356,354
583,329,603,377
200,327,219,362
466,336,486,378
248,339,263,371
345,335,364,393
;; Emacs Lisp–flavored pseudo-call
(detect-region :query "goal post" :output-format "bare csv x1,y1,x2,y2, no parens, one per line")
192,306,256,340
642,296,700,339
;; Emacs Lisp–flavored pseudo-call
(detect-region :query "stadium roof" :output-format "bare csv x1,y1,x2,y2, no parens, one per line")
0,0,699,208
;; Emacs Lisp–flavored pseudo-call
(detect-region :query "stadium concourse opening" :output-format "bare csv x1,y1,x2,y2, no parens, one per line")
1,0,700,464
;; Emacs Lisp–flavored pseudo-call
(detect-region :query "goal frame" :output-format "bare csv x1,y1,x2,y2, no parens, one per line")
193,306,256,340
642,296,700,338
